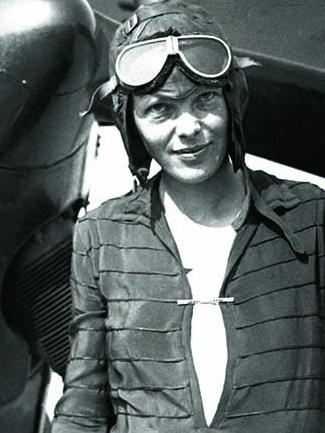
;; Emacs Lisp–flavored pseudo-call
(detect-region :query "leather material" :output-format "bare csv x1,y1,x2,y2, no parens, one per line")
52,170,325,432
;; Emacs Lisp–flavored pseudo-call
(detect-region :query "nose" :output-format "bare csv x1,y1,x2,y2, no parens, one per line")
175,111,201,139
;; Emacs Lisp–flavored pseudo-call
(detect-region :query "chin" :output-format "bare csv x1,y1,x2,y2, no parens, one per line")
169,167,220,185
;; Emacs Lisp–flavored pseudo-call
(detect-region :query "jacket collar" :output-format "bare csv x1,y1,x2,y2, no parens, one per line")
247,168,306,255
120,168,306,256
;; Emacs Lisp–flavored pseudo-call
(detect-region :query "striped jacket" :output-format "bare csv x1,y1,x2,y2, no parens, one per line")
52,169,325,433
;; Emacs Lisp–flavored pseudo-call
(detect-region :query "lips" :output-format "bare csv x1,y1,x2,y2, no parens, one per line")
173,143,211,155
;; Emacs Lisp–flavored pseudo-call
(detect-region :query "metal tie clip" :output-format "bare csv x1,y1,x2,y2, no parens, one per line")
177,297,235,306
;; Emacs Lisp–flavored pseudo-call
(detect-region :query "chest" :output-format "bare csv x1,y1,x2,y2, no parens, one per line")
98,218,325,426
97,217,322,347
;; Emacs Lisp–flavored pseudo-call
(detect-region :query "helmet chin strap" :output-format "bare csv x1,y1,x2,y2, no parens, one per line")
222,68,248,172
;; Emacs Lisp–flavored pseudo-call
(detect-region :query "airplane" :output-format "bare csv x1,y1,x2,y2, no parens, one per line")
0,1,112,431
0,1,324,432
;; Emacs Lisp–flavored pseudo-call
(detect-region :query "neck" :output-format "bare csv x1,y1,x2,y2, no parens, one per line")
160,160,247,227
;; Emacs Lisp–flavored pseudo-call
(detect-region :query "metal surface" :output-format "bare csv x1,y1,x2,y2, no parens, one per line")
88,0,325,70
243,51,325,177
0,0,109,431
0,0,98,266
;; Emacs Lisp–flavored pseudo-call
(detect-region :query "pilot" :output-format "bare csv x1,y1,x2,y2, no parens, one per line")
51,1,325,432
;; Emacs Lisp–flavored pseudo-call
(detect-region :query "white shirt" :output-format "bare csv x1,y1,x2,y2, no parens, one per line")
161,189,236,425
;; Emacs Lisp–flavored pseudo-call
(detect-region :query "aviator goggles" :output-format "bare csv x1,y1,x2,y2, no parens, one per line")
81,35,232,115
115,34,232,89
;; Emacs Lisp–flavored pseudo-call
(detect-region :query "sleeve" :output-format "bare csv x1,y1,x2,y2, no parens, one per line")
51,218,115,433
317,189,325,294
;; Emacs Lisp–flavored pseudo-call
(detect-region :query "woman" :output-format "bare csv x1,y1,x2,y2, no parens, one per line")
52,1,325,432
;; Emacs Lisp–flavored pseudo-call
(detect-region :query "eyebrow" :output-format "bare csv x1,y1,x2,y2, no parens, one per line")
150,85,198,101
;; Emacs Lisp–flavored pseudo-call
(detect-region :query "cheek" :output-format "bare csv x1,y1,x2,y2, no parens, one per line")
209,95,228,125
142,132,168,164
134,117,172,158
142,124,168,146
207,105,228,133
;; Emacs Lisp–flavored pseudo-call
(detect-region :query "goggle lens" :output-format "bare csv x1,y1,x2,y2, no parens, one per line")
117,40,168,87
179,37,230,77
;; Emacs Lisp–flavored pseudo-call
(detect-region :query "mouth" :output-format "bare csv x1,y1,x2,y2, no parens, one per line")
173,143,211,156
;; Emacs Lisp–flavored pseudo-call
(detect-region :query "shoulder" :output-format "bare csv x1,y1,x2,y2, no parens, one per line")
250,168,325,202
249,169,325,230
72,176,160,251
80,188,138,222
71,190,140,249
76,175,159,231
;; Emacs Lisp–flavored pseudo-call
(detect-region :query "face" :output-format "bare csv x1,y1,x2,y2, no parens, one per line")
133,67,228,185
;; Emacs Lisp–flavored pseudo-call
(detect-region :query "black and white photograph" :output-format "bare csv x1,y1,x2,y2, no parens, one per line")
0,1,324,432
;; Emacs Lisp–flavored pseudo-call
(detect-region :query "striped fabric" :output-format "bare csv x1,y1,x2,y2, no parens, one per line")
52,169,325,433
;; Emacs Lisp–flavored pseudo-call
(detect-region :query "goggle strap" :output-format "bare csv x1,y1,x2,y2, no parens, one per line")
235,56,261,69
80,76,118,117
124,14,138,35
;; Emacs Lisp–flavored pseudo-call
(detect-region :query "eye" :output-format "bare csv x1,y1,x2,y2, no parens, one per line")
146,102,173,119
195,90,222,109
